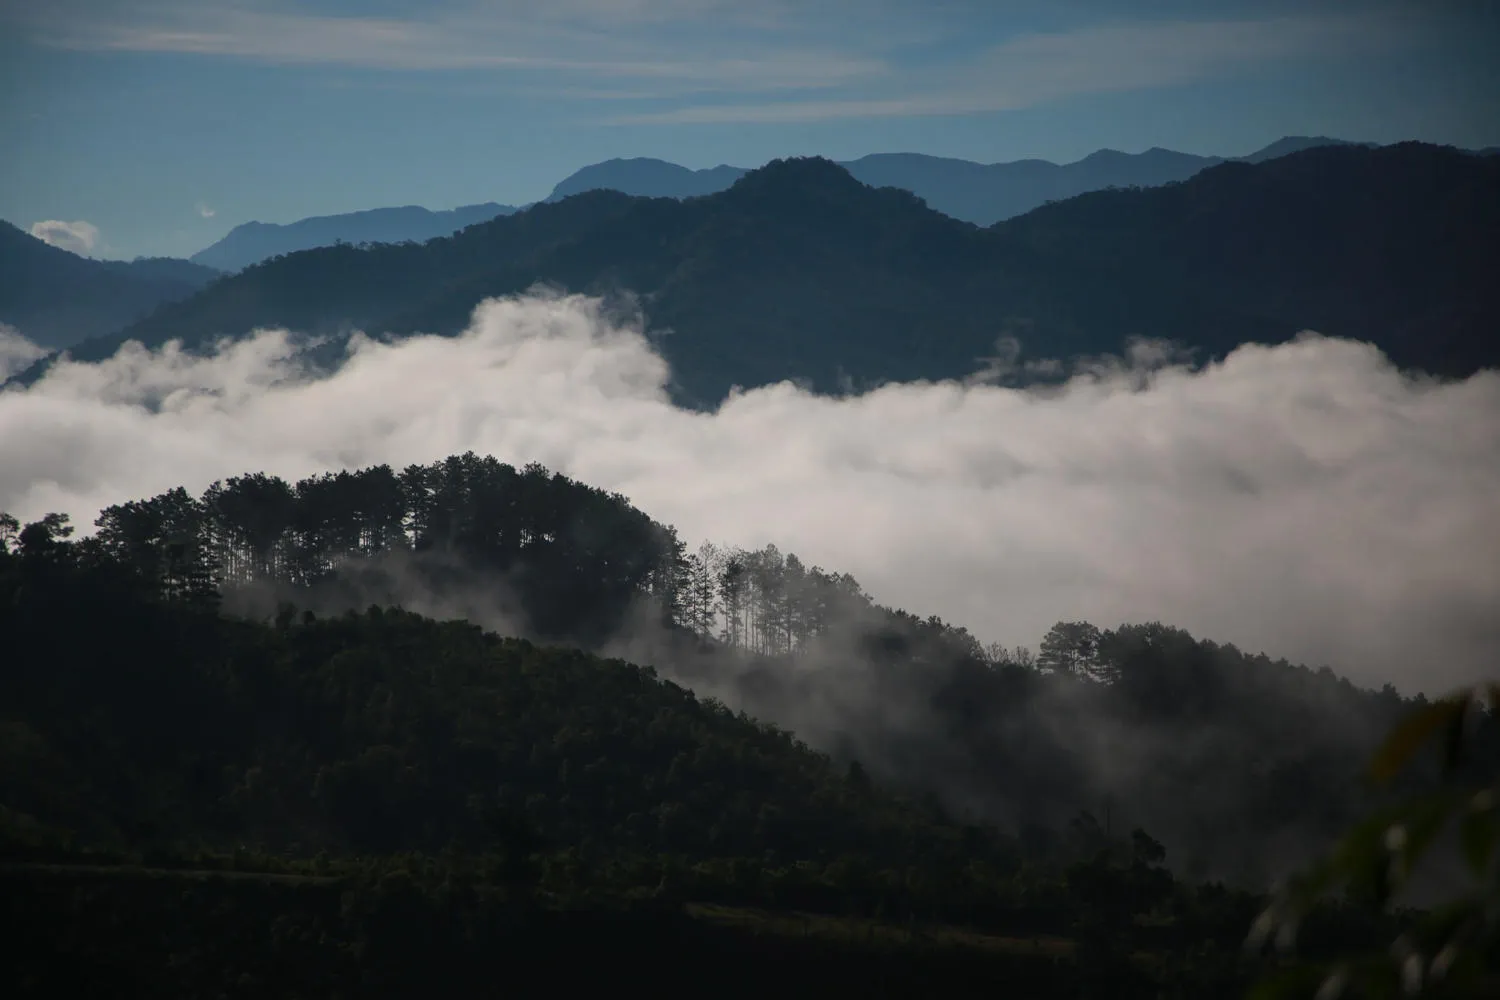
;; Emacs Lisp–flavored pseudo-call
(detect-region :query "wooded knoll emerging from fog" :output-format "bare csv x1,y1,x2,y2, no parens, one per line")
0,453,1444,885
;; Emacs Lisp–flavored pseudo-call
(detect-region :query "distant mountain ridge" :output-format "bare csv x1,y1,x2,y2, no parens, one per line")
543,136,1372,226
17,142,1497,405
190,201,518,273
547,159,747,202
0,221,221,349
184,136,1360,275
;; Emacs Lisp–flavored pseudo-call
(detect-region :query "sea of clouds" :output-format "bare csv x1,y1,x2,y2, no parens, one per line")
3,293,1497,695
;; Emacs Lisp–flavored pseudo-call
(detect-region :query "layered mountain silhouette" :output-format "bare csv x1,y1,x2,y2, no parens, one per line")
547,159,748,202
15,142,1497,405
190,201,518,273
0,222,222,348
545,136,1370,227
184,137,1354,275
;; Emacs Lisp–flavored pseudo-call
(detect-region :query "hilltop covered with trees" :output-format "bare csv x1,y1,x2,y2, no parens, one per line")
0,505,1252,999
0,495,1406,999
5,452,1495,996
3,454,1425,882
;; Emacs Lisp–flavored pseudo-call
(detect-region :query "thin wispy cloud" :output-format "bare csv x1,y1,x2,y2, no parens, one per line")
2,292,1497,696
23,1,879,92
609,15,1406,124
0,325,47,382
15,2,1414,119
28,219,101,255
196,202,216,218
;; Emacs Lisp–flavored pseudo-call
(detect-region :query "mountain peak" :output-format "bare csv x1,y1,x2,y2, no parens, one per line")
1241,135,1365,163
728,156,866,199
1077,148,1130,164
547,158,747,202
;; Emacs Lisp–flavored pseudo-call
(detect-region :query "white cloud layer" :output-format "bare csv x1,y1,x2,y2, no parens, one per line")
608,14,1405,123
2,292,1497,695
28,219,101,255
0,325,48,381
24,1,874,92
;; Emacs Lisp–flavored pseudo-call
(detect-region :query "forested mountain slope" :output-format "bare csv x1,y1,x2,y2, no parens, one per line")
1,488,1416,999
0,454,1441,885
16,142,1495,404
0,222,221,348
0,499,1247,938
993,141,1500,379
9,450,1491,996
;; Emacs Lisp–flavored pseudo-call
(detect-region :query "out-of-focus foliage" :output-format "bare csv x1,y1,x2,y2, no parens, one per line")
1250,685,1500,998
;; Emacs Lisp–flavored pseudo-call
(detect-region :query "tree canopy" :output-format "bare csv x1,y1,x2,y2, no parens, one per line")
4,454,1491,997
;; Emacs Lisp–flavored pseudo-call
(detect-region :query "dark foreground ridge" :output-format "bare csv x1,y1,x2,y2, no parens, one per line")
0,500,1407,998
9,452,1497,995
0,454,1433,882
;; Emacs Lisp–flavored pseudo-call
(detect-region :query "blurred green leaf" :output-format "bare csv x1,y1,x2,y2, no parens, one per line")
1254,680,1499,1000
1400,793,1464,880
1459,806,1497,877
1330,804,1418,875
1246,961,1334,1000
1369,697,1467,783
1442,699,1472,777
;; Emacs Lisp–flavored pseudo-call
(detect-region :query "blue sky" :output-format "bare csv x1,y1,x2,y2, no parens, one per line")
3,0,1497,259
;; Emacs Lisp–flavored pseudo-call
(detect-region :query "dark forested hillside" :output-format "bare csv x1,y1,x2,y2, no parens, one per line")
0,221,221,348
5,453,1491,996
14,142,1497,404
0,489,1416,999
0,552,953,872
0,505,1260,998
993,141,1500,378
0,454,1439,886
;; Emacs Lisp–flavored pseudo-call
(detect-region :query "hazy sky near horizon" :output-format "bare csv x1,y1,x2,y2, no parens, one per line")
3,0,1497,259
